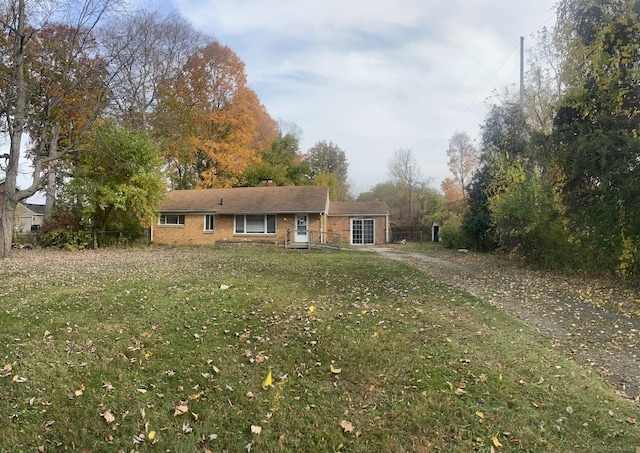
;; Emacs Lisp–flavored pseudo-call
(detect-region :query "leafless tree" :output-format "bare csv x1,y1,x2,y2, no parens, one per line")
388,148,423,223
102,5,207,128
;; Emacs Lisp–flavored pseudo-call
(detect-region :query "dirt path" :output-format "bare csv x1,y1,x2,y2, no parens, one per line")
374,247,640,401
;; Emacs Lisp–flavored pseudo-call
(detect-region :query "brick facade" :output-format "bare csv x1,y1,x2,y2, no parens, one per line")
153,213,324,246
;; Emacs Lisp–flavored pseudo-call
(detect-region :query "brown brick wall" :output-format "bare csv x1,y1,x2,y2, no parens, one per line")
152,213,325,246
326,216,387,245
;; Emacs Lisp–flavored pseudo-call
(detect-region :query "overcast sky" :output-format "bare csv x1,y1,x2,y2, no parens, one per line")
157,0,557,194
17,0,557,201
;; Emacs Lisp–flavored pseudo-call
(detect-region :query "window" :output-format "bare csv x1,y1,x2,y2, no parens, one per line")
235,214,276,234
204,214,215,232
159,214,185,225
351,219,375,245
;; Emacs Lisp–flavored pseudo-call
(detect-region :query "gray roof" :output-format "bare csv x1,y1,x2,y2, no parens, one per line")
160,186,330,214
22,203,45,215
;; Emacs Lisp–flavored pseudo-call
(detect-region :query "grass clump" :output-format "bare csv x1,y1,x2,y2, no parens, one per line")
0,246,637,452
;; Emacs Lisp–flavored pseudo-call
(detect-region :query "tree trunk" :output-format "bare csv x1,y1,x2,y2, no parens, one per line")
44,165,56,219
1,195,17,257
44,125,60,219
0,0,27,259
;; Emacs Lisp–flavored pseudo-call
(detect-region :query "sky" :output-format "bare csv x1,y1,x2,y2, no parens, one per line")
157,0,557,195
15,0,557,202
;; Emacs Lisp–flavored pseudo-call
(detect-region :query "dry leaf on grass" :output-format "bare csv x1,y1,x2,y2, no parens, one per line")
340,419,353,433
251,425,262,435
101,410,115,424
174,404,188,416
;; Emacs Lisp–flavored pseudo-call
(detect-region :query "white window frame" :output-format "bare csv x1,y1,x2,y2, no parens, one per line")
235,214,276,234
159,214,185,226
351,218,375,245
204,214,215,232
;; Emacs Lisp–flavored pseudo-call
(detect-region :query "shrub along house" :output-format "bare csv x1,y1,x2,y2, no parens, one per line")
151,183,389,247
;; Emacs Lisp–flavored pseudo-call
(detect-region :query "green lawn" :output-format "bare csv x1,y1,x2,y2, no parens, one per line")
0,246,637,452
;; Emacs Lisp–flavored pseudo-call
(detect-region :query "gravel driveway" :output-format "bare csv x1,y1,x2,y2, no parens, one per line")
374,247,640,401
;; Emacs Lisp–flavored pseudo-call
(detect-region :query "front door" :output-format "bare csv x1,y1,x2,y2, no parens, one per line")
295,214,308,242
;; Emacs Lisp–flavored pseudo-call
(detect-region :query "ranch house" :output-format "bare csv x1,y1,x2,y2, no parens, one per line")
151,184,389,248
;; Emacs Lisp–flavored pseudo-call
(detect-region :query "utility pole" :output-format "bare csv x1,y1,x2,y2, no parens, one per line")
519,36,525,110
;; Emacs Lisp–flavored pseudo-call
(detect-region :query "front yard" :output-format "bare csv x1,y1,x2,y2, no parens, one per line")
0,246,637,452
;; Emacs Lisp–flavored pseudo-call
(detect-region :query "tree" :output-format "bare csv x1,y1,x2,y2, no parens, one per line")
552,0,640,276
441,131,478,201
461,100,530,251
241,127,309,187
304,140,350,200
387,148,423,225
358,179,443,239
103,6,207,129
59,121,165,239
523,27,564,133
154,40,277,189
0,0,118,258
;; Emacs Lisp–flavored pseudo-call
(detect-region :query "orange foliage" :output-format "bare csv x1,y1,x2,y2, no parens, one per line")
156,41,276,188
441,177,464,202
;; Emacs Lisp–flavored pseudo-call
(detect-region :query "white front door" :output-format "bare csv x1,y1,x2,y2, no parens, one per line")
295,214,308,242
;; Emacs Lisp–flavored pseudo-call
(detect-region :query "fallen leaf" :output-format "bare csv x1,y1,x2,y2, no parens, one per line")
476,411,484,419
454,388,466,396
262,371,273,389
251,425,262,435
220,284,230,290
340,419,354,433
330,364,341,374
566,406,574,415
102,410,116,424
174,404,189,416
308,305,315,313
492,436,502,447
148,431,156,441
182,422,193,433
627,417,636,424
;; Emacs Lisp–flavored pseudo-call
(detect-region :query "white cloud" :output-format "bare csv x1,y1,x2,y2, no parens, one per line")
167,0,556,192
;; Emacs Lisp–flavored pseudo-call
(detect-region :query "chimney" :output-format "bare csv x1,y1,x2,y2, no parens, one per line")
259,178,275,187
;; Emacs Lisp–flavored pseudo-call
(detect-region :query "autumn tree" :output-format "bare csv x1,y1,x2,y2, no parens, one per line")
304,140,350,200
0,0,119,258
154,41,277,189
441,131,478,201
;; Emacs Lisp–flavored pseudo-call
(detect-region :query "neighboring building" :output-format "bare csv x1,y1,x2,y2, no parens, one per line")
15,202,45,233
151,185,390,247
0,180,46,233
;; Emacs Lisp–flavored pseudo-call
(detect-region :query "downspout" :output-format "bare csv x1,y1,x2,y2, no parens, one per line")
386,214,390,243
